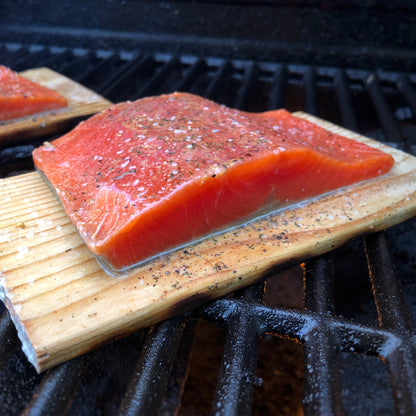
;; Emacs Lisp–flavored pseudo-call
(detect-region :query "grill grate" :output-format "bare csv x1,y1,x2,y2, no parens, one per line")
0,43,416,416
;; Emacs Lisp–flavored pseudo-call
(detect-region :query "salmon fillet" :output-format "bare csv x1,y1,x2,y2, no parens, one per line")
33,92,394,273
0,65,68,122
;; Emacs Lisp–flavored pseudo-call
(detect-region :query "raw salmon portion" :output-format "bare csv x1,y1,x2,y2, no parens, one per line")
0,65,67,121
33,92,394,272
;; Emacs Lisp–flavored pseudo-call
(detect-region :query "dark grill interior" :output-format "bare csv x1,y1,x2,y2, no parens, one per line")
1,2,416,415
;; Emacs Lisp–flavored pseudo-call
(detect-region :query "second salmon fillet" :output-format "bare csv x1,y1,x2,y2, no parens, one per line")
33,92,395,273
0,65,67,122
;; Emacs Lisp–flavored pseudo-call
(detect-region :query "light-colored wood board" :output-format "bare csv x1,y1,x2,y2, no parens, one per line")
0,67,112,145
1,113,416,372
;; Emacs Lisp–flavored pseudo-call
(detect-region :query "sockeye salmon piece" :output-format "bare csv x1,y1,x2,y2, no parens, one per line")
33,92,394,273
0,65,67,121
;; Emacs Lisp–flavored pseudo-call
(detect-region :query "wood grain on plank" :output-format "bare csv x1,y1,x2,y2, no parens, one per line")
0,67,112,145
1,113,416,372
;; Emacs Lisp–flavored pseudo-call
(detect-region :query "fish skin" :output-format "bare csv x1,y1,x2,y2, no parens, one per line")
0,65,67,121
32,92,394,272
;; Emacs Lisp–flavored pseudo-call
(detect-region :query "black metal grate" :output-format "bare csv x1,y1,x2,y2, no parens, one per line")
0,43,416,416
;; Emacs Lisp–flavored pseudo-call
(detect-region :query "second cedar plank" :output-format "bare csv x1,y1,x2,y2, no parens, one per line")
0,67,112,145
0,112,416,372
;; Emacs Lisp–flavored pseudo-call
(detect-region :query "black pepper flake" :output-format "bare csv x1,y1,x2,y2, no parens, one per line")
114,169,137,180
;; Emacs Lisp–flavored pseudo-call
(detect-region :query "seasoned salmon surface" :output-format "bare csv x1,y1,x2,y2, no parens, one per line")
0,65,67,121
33,92,394,272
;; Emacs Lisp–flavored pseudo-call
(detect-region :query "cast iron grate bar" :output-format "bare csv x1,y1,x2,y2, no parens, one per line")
23,355,90,416
34,49,75,73
304,66,318,116
364,232,416,415
334,66,415,414
13,48,54,72
210,283,264,416
366,233,411,331
269,64,287,110
57,53,99,81
176,58,206,92
203,299,404,355
134,56,180,99
333,69,358,131
302,256,343,416
74,53,122,91
366,72,404,144
395,73,416,154
0,45,31,70
118,315,190,416
204,59,233,101
396,73,416,119
96,54,155,102
158,319,196,414
234,61,259,111
302,64,342,415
